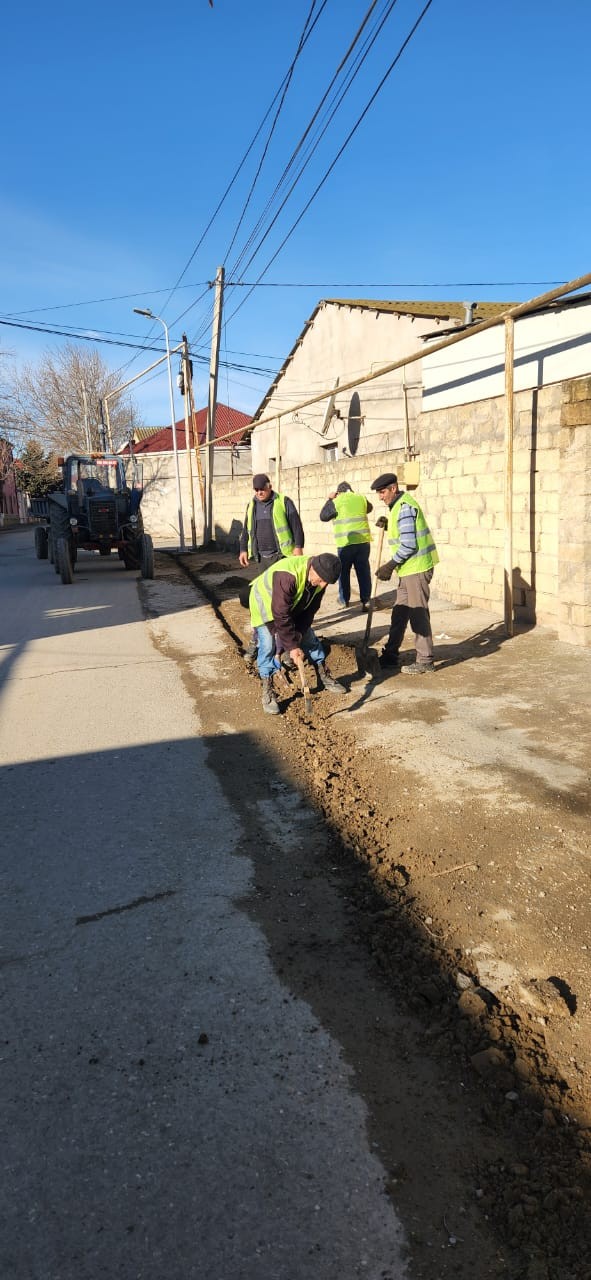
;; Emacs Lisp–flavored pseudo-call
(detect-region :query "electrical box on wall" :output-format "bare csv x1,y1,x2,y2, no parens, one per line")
399,460,420,487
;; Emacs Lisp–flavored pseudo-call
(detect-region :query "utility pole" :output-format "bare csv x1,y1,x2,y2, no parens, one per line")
81,384,92,451
181,334,197,548
204,265,224,546
186,363,205,525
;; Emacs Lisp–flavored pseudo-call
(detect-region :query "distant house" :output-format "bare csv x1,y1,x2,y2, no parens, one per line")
249,298,513,473
0,440,27,524
119,403,252,543
126,402,252,470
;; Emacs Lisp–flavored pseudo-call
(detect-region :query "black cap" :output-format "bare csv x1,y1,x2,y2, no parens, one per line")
336,481,352,493
252,473,271,489
370,472,398,491
310,552,341,584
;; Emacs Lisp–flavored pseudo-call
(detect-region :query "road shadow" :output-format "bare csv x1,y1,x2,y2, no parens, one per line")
2,725,590,1279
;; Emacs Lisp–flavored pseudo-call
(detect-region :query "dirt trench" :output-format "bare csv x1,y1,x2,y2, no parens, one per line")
159,550,591,1280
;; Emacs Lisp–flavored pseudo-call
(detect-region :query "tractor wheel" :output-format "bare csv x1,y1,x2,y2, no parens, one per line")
99,546,111,557
34,526,48,559
57,536,74,585
122,541,139,570
140,533,154,580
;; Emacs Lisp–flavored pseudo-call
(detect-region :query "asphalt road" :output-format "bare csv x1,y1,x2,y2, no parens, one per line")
0,528,406,1280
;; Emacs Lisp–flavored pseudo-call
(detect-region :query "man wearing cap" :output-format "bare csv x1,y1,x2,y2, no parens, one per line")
370,472,439,674
249,553,346,714
319,481,373,611
239,474,304,568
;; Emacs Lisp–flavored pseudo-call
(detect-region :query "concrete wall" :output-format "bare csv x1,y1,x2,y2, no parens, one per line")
252,303,458,472
212,374,591,648
137,447,251,544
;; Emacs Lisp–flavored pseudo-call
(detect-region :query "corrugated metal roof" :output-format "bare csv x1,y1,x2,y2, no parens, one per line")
133,426,162,442
326,298,515,321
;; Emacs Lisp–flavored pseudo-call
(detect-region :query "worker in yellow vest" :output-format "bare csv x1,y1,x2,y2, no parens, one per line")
320,481,373,611
249,553,346,715
371,471,439,674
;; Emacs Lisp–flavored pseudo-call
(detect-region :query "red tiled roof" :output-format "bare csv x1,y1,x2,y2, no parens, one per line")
123,403,252,454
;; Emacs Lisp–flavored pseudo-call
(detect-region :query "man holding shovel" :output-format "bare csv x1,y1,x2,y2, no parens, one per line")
249,553,347,715
370,472,439,674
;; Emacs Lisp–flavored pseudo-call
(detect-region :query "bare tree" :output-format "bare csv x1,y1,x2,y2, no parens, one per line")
0,357,24,461
13,344,142,453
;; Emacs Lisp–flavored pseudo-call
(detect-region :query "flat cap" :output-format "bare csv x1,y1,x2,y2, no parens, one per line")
370,472,398,491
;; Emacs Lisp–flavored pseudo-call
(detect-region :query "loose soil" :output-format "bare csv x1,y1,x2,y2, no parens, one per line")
148,550,591,1280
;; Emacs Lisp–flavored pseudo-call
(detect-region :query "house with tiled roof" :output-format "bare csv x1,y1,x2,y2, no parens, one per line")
120,402,252,544
125,403,252,456
249,298,514,473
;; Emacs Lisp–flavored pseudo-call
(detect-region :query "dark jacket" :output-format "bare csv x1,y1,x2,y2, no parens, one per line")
239,492,304,559
269,566,325,653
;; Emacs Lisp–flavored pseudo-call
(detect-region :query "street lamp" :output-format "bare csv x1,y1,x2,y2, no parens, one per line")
133,307,185,551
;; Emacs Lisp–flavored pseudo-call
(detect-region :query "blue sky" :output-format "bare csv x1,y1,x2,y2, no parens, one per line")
1,0,590,427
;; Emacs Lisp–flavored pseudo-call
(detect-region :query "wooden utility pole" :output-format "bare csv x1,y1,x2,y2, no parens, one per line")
81,384,92,451
503,317,515,637
187,372,205,526
204,265,224,546
181,334,197,548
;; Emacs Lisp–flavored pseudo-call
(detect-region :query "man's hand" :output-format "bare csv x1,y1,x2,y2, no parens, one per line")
290,646,305,664
376,562,394,582
238,551,249,567
375,515,388,530
293,546,303,556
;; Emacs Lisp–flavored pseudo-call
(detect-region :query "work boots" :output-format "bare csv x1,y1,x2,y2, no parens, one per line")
316,662,346,695
261,675,280,715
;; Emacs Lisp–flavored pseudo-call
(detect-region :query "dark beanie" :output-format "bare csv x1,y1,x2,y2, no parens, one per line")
310,552,341,584
252,473,271,489
336,481,352,493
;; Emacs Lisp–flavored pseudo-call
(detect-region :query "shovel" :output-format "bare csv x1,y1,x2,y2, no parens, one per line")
355,525,385,679
294,655,313,714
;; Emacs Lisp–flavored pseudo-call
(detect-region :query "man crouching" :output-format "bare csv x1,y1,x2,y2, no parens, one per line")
249,552,346,715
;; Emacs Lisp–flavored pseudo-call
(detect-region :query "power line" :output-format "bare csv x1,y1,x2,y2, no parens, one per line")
0,277,566,324
225,0,437,329
0,316,278,377
223,278,568,289
223,0,328,264
226,0,393,287
160,0,329,343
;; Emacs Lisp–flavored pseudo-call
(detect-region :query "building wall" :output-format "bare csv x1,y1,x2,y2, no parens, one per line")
212,374,591,648
136,446,251,544
423,299,591,411
252,303,458,473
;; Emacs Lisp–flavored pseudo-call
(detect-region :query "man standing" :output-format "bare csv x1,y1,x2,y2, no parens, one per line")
239,474,304,568
319,481,373,611
370,472,439,674
249,553,346,715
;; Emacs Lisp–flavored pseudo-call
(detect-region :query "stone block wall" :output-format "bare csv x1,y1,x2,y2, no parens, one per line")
211,375,591,647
